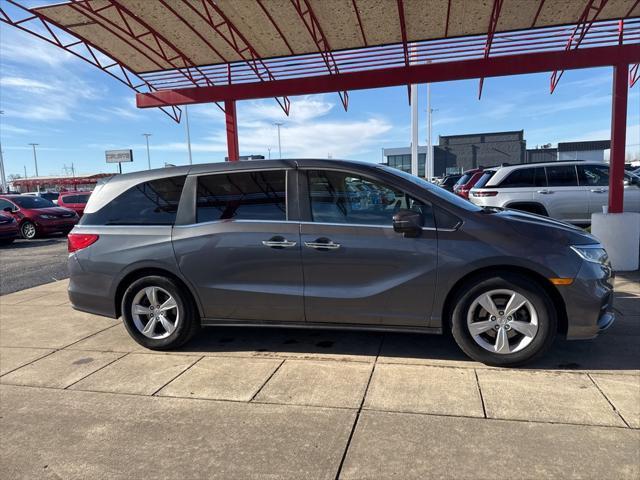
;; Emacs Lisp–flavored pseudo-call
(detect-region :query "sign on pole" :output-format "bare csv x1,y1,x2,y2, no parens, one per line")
106,149,133,174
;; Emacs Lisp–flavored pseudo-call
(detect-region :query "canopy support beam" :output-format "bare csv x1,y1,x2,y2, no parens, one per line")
609,64,628,213
225,100,239,162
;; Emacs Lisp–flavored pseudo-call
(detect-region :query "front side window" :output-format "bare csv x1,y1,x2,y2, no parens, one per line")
81,176,185,225
307,170,432,227
546,165,578,187
578,165,609,187
196,170,286,223
0,199,15,211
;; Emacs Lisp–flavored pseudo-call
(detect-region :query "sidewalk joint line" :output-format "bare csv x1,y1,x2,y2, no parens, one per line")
151,355,205,396
474,368,487,418
64,352,129,390
586,372,631,428
249,358,286,402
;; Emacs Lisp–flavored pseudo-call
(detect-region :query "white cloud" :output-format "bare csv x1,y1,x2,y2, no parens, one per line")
0,76,55,93
0,26,73,67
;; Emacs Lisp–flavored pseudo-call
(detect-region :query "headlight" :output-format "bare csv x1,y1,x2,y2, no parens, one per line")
571,245,609,264
39,214,56,220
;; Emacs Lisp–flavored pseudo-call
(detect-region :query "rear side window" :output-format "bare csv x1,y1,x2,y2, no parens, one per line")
455,173,472,186
77,194,91,203
196,170,286,223
546,165,578,187
62,195,78,203
82,176,185,225
499,167,546,188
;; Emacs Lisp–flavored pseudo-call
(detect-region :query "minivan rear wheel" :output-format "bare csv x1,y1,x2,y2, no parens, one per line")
450,273,556,366
121,275,199,350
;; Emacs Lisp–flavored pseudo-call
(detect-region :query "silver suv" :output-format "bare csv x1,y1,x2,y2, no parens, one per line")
469,161,640,224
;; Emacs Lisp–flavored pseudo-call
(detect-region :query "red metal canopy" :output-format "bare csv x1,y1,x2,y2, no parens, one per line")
1,0,639,212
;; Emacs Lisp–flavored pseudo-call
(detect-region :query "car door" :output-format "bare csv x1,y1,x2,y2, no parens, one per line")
172,168,304,323
535,165,588,223
298,168,438,327
577,164,611,215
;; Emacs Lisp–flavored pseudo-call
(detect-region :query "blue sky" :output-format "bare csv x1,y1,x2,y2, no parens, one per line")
1,14,639,178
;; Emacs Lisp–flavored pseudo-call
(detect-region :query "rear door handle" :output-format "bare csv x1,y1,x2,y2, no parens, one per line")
304,239,341,250
262,236,297,248
537,190,553,194
590,188,607,193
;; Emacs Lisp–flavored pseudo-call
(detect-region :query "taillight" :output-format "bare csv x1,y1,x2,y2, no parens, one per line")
472,191,498,197
68,233,99,253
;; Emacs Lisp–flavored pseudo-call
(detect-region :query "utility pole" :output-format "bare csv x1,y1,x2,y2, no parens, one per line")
267,147,271,160
142,133,152,169
274,122,283,159
0,111,6,193
184,105,193,164
28,143,39,192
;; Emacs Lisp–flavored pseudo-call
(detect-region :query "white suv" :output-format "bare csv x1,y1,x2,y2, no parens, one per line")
469,161,640,224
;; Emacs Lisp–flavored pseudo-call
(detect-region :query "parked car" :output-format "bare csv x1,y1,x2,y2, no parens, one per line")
453,168,485,199
67,159,614,367
0,212,19,245
469,161,640,224
0,195,79,239
58,191,92,217
438,174,462,192
24,191,60,204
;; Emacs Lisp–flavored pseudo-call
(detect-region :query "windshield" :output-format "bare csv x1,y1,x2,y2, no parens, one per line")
378,165,481,211
12,196,55,209
473,170,497,189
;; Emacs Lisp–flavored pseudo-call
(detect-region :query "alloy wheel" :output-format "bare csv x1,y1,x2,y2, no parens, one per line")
131,286,180,339
21,222,36,239
466,289,538,355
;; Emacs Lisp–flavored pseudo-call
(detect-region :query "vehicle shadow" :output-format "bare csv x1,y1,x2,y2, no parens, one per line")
176,315,639,372
3,238,64,249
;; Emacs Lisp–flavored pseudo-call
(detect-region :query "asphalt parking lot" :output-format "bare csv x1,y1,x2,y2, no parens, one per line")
0,236,69,294
0,274,638,479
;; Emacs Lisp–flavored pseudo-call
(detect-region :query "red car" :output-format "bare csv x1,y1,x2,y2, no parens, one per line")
453,168,485,200
0,212,19,245
0,195,79,239
57,191,91,217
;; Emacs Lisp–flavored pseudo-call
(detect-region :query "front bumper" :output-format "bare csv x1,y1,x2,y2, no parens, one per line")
562,260,615,340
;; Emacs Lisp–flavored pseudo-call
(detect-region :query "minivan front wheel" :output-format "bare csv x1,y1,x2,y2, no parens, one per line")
451,273,556,366
121,275,199,350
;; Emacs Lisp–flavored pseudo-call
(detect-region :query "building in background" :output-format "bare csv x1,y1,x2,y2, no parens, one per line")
557,140,610,161
384,131,613,178
384,130,526,177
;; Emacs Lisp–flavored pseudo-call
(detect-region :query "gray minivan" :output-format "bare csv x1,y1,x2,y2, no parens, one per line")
68,159,614,366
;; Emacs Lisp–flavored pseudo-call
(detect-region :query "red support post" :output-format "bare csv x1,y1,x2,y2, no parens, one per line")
608,64,628,214
225,100,240,162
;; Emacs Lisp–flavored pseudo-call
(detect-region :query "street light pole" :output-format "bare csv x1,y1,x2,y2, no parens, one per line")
184,106,193,165
0,111,6,193
28,143,39,192
142,133,152,170
274,122,283,159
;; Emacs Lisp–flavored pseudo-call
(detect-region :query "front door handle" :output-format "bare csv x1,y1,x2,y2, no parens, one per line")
304,238,341,250
590,188,607,193
262,236,297,249
537,190,553,194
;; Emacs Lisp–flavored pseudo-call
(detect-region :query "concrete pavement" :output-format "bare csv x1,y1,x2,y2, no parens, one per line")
1,275,638,479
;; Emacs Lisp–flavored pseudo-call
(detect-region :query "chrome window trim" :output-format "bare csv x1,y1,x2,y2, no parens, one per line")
172,218,457,232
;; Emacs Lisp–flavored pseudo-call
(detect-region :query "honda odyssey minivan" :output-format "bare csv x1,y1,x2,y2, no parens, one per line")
68,160,614,366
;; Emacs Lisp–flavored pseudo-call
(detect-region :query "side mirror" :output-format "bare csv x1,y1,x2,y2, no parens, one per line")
3,206,13,213
393,208,423,237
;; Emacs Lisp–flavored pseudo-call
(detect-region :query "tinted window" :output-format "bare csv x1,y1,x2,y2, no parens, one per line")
578,165,609,186
77,194,91,203
82,176,185,225
196,170,286,223
442,175,461,187
307,170,432,227
12,196,55,208
474,171,496,189
62,195,78,204
546,165,578,187
40,192,59,201
454,173,472,187
499,167,546,188
0,199,15,210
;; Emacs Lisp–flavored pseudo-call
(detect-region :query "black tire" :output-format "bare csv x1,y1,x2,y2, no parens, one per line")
121,275,200,350
20,221,37,239
450,273,556,367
